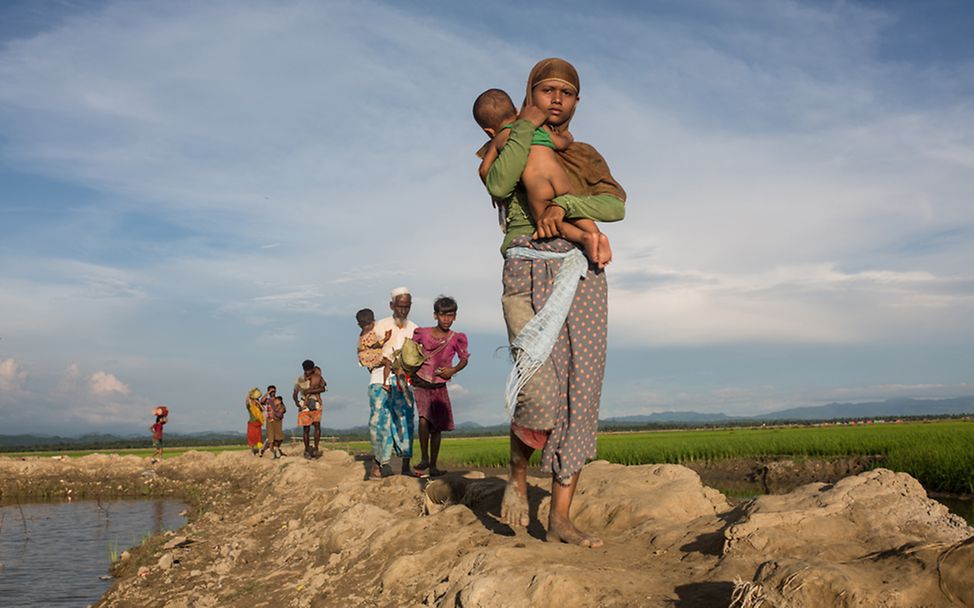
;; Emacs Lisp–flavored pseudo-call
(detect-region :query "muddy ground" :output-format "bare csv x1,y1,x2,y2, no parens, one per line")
1,451,972,607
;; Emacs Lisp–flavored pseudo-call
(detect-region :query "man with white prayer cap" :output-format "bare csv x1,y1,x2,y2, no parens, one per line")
365,287,419,476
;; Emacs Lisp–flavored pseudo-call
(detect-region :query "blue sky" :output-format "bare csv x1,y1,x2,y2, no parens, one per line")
1,0,972,436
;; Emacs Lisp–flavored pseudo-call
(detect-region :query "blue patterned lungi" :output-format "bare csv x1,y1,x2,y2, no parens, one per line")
368,383,414,464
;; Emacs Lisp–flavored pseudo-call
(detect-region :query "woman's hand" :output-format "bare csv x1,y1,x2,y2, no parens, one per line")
533,204,566,239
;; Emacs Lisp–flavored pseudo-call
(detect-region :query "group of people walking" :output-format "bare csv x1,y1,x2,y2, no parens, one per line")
244,359,327,461
243,287,470,477
242,57,622,548
358,289,469,479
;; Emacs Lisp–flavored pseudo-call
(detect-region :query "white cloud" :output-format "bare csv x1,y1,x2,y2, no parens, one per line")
88,370,130,396
0,358,28,392
0,1,971,432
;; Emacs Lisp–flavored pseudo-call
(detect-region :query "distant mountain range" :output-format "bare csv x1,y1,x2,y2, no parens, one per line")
599,396,974,425
1,396,972,450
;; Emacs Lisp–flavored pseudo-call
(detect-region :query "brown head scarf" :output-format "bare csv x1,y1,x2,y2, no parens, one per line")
526,58,626,201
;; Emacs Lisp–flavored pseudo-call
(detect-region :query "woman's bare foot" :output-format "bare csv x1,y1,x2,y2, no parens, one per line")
546,512,603,548
501,477,530,527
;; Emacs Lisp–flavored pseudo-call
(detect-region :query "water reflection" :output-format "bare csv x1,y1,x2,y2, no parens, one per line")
0,499,187,608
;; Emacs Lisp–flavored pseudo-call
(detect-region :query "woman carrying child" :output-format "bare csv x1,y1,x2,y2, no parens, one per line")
410,296,469,477
479,58,626,548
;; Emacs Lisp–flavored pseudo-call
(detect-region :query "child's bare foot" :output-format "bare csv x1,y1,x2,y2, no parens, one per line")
580,231,601,266
546,512,603,548
597,233,612,266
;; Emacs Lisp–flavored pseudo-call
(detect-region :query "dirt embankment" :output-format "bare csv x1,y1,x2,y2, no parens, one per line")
1,452,971,607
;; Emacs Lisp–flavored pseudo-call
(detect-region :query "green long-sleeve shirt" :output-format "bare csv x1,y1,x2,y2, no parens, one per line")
484,119,626,255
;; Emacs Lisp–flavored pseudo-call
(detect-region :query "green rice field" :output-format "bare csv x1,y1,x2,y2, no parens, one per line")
6,420,972,495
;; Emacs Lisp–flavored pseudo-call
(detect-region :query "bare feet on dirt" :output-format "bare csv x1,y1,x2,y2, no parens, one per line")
500,477,530,527
546,512,603,548
414,460,429,471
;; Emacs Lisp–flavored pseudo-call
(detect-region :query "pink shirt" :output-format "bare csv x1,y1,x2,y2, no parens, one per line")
411,327,469,384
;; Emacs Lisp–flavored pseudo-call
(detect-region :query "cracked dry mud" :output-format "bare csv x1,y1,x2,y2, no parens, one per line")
1,451,971,607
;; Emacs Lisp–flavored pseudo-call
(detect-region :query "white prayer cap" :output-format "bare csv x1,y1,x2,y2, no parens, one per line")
390,286,410,300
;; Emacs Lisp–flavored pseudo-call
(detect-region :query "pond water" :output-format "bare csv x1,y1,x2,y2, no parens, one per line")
0,499,187,608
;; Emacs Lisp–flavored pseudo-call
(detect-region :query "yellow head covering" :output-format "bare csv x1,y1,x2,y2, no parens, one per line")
524,58,580,133
522,58,626,201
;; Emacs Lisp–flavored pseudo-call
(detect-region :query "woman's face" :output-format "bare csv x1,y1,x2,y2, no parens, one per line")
531,79,578,127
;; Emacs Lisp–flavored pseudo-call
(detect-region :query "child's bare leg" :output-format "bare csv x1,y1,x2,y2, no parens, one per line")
501,428,534,527
566,219,612,267
557,220,602,266
429,431,444,475
522,146,612,266
417,417,431,470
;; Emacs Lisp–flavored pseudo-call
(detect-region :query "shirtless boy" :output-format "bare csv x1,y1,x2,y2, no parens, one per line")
474,88,611,266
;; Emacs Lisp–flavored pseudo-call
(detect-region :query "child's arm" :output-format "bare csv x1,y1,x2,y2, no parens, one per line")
478,144,499,182
483,106,547,199
436,357,468,380
436,335,470,380
478,130,512,183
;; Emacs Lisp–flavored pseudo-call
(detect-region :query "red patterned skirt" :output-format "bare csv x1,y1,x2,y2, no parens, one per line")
412,383,454,432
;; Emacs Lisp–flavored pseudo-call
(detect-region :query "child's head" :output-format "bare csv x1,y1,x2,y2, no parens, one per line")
433,295,458,331
275,396,284,405
356,308,375,331
473,88,517,138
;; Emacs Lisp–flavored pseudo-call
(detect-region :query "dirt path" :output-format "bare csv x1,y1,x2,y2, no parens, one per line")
1,451,971,607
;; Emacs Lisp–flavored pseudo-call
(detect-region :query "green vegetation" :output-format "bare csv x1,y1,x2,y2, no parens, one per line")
108,539,120,564
592,421,974,495
5,421,971,494
328,421,974,494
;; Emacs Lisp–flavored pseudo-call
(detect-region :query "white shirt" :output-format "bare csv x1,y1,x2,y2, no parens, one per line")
368,316,418,385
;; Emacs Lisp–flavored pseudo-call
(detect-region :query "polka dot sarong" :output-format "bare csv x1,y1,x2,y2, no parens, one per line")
502,236,607,483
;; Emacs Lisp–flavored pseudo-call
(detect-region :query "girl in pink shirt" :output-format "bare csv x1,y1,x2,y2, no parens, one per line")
411,296,469,477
